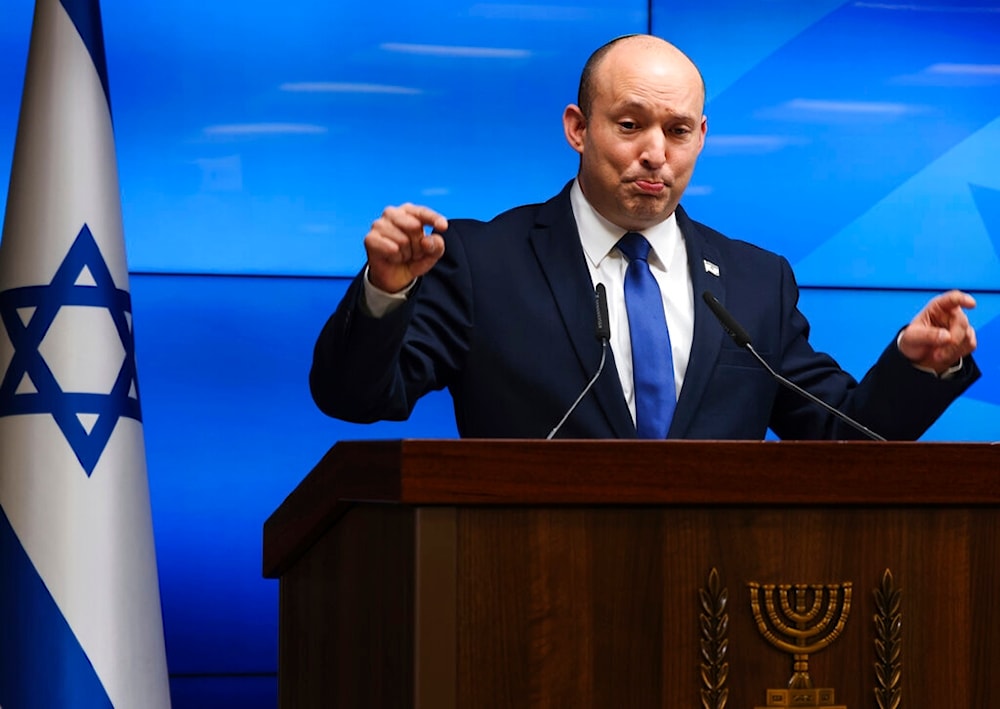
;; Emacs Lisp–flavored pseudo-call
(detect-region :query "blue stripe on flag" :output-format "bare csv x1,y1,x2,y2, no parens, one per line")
0,507,114,709
57,0,111,106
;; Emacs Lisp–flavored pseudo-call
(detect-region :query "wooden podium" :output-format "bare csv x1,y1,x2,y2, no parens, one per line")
263,440,1000,708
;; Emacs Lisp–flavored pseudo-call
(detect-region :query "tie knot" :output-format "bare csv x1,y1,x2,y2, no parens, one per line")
617,231,651,262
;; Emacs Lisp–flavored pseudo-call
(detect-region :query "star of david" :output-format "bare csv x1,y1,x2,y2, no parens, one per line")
0,224,141,476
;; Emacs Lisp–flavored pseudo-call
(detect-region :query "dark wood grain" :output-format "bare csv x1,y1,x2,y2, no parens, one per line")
267,440,1000,707
264,440,1000,577
450,506,996,707
277,505,415,707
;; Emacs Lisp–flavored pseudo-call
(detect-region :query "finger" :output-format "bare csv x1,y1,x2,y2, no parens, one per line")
366,222,446,279
926,290,976,321
418,232,446,260
396,232,446,283
902,324,948,348
931,328,971,365
396,203,449,235
946,306,971,341
898,324,943,365
382,206,429,245
966,325,978,355
405,226,446,266
366,216,415,263
946,289,977,310
945,318,977,362
383,205,449,262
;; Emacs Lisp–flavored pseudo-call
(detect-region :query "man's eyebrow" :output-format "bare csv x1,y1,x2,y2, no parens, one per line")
613,99,652,114
612,100,699,122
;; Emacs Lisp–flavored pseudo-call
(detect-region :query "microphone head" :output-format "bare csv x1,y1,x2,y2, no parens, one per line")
594,283,611,341
702,291,752,347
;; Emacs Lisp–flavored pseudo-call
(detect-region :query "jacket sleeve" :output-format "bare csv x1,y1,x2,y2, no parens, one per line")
308,227,474,423
768,257,980,440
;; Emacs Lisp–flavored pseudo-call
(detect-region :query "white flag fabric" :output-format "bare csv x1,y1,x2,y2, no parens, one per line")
0,0,171,706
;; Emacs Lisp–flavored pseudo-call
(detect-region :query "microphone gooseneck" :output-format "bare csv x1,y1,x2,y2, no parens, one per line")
702,291,887,442
547,285,611,439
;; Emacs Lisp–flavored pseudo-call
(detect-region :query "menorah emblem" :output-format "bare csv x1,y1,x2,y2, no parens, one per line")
748,581,852,708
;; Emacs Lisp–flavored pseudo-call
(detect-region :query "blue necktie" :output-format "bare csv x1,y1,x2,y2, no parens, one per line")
617,232,676,439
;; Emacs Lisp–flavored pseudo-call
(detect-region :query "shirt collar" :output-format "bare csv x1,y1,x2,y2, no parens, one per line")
570,178,681,270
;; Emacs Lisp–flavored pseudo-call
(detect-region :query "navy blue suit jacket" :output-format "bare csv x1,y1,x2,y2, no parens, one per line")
311,183,979,440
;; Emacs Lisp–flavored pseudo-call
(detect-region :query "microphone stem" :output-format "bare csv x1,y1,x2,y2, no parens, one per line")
547,340,608,439
745,343,886,442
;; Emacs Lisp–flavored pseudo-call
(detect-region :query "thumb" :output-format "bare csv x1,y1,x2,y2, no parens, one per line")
898,323,948,359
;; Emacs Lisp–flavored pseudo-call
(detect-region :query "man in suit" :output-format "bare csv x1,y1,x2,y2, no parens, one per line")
310,34,979,440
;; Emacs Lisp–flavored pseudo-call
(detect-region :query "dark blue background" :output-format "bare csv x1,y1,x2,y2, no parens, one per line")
2,0,998,705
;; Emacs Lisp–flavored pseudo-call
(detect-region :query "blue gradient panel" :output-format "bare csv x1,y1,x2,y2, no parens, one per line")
169,675,276,709
0,2,31,200
1,0,644,276
131,274,456,675
661,0,1000,290
659,0,1000,444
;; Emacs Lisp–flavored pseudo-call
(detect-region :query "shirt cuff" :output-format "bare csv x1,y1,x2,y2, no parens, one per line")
361,265,416,318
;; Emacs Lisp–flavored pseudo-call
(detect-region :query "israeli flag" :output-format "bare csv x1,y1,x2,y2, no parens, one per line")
0,0,171,706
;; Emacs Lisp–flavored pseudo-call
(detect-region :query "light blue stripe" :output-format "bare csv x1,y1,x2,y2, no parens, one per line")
0,506,114,708
57,0,111,107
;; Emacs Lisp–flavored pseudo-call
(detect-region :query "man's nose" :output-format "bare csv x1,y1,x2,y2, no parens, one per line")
639,130,668,169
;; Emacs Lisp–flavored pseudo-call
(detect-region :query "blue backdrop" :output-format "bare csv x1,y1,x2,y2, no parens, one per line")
2,0,998,705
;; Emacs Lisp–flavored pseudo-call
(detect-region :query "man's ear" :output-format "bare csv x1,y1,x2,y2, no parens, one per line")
562,104,587,154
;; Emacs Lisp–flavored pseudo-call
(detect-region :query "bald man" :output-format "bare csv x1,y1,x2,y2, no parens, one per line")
310,34,979,440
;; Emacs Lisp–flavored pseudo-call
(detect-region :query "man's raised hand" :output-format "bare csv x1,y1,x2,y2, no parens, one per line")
364,203,448,293
898,290,978,374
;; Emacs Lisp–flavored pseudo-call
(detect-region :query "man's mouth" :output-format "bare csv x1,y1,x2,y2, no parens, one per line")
633,179,665,194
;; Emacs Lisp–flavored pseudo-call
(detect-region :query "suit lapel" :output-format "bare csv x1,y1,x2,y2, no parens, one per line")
530,185,636,438
669,208,726,438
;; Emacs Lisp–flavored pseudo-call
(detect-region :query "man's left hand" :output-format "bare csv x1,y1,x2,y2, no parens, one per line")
898,290,977,374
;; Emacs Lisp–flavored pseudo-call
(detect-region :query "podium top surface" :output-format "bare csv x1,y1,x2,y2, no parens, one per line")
262,439,1000,578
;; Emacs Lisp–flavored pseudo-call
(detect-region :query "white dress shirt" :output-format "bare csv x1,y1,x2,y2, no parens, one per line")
570,180,694,425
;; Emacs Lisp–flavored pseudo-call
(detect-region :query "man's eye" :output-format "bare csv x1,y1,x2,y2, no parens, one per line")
619,121,638,130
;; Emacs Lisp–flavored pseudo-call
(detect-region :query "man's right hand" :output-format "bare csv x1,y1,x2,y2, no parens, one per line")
364,203,448,294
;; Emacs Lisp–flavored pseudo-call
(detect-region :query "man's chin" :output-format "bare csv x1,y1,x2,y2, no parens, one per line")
622,201,673,229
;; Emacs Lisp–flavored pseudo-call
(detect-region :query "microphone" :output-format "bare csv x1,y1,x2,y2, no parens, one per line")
594,281,611,341
701,291,886,441
547,284,611,439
